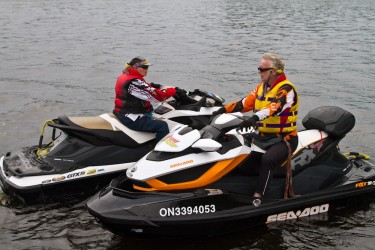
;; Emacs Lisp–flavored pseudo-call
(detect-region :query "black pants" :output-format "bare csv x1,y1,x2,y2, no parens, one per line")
255,135,298,196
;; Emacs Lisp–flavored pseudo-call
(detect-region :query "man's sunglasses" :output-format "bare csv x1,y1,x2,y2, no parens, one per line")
258,67,273,72
139,65,149,69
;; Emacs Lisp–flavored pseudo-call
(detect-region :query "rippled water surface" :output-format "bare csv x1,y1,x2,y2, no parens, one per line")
1,0,374,249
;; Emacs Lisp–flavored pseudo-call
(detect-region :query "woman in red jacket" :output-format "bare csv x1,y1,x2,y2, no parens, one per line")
113,57,176,142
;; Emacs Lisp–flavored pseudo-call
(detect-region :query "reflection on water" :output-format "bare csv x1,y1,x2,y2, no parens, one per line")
0,198,113,249
0,0,374,249
1,188,374,249
278,199,375,250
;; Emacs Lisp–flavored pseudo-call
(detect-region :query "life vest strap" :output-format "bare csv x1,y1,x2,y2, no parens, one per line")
256,122,297,128
253,110,298,116
256,96,277,101
279,111,298,116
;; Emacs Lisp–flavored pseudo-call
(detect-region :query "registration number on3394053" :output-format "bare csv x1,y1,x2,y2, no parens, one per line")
159,205,216,217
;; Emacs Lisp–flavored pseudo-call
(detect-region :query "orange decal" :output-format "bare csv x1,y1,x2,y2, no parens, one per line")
134,154,249,191
170,160,193,168
355,182,367,188
52,176,65,182
86,169,97,175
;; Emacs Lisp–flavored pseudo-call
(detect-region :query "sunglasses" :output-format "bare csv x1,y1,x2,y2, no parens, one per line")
258,67,273,72
139,65,149,69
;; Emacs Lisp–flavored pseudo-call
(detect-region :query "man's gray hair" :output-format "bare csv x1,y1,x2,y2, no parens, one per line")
263,52,284,72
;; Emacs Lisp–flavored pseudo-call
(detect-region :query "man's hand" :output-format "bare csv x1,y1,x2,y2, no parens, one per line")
237,115,259,131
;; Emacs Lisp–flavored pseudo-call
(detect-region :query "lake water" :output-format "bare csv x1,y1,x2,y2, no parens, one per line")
0,0,374,249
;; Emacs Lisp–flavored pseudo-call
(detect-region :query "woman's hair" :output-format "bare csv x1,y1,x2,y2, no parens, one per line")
123,57,149,73
263,52,284,73
123,63,131,73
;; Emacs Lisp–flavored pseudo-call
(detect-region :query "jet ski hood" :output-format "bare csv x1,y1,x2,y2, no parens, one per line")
154,125,201,153
154,113,244,153
126,113,251,182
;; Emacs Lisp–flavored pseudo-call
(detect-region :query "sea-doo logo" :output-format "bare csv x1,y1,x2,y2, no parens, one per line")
355,181,375,188
266,204,329,224
162,135,179,147
170,160,193,168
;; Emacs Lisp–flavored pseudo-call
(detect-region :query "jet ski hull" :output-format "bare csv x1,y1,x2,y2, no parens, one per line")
0,165,122,204
87,159,375,238
0,140,152,204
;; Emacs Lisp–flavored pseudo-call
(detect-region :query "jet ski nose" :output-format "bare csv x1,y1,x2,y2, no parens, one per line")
127,166,138,178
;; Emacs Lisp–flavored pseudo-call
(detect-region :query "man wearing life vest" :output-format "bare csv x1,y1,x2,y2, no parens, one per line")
113,57,176,142
211,52,299,198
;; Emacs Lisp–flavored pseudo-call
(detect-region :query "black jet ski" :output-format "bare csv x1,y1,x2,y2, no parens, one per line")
87,106,375,238
0,89,225,204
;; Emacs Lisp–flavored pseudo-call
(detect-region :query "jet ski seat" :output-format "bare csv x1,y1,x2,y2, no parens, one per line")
49,113,156,147
64,113,119,130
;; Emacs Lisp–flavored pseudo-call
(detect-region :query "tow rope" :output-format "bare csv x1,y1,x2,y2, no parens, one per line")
36,119,56,158
343,152,370,160
283,137,295,199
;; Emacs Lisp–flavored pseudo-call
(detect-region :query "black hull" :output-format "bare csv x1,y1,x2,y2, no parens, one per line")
0,169,124,204
86,106,375,237
87,178,375,238
0,140,155,204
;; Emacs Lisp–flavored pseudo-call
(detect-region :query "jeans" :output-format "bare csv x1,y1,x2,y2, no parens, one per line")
113,112,169,142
